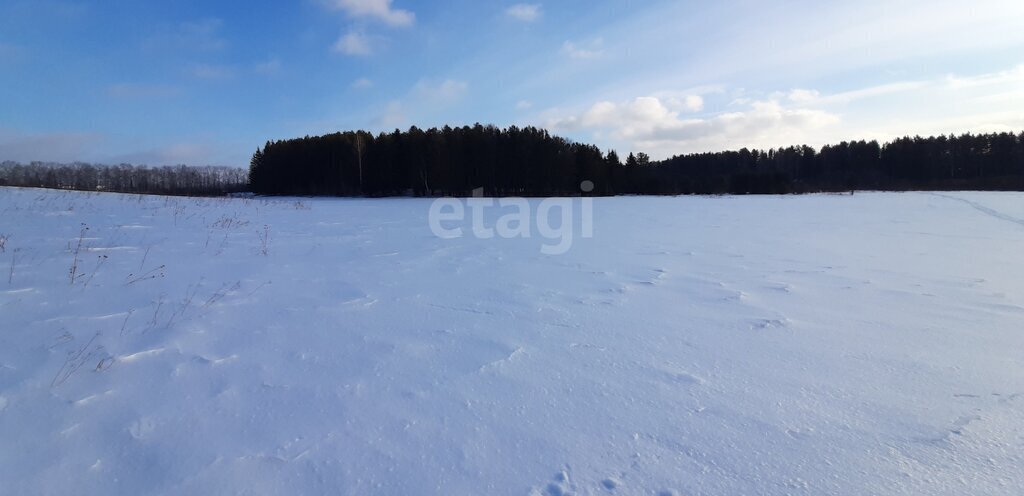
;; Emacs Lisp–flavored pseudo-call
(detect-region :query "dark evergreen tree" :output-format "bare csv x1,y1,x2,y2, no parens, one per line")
244,128,1024,197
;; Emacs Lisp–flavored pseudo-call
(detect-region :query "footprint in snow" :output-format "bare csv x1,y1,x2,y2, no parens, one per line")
128,417,157,440
949,415,981,436
660,368,704,386
532,469,577,496
749,318,788,330
762,282,793,293
629,268,669,287
601,477,622,490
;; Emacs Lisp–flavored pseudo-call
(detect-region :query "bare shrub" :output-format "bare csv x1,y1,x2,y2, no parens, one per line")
173,205,185,226
210,214,250,230
125,264,166,285
143,294,166,334
214,232,229,256
139,244,152,270
69,224,88,285
8,248,19,284
258,225,271,256
245,280,272,298
81,255,109,288
120,309,135,336
203,281,241,308
51,333,109,388
165,283,201,328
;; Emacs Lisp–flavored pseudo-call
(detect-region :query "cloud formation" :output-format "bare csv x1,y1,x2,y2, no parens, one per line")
544,63,1024,159
505,4,542,22
333,32,373,56
548,96,839,157
561,39,603,59
5,0,1024,167
413,79,469,104
351,78,374,89
254,58,282,75
360,79,469,131
323,0,415,27
371,101,407,129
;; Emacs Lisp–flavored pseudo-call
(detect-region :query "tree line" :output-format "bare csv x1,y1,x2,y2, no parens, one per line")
3,128,1022,197
249,125,612,197
249,126,1024,196
0,161,248,196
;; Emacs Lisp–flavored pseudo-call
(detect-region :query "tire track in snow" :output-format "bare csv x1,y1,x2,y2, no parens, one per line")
928,193,1024,228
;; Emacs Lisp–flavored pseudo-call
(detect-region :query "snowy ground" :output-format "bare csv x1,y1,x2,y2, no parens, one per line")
1,187,1022,495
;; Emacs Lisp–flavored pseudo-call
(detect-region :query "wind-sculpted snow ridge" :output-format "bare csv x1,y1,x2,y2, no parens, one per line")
1,187,1023,495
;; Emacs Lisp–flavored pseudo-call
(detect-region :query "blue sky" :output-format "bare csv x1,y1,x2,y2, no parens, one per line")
1,0,1023,166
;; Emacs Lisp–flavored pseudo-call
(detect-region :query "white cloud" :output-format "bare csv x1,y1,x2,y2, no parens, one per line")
944,65,1024,89
505,4,542,22
523,0,1024,110
323,0,415,27
351,78,374,89
543,63,1024,159
358,79,468,132
654,101,839,149
828,66,1024,142
547,96,839,157
551,96,714,135
785,81,929,106
786,89,820,103
516,100,533,110
666,95,704,113
782,68,1024,108
413,79,469,103
561,39,604,59
372,101,407,129
254,58,282,75
333,32,372,56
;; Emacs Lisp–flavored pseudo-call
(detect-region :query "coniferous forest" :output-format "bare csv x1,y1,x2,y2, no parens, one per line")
3,128,1023,197
249,126,1024,196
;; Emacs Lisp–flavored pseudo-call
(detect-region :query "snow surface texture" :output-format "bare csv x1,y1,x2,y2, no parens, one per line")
1,187,1022,495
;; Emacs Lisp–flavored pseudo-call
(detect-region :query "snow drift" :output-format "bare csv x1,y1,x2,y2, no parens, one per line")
1,187,1022,495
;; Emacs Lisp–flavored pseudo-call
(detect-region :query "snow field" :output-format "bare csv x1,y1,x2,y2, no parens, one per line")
1,187,1023,495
